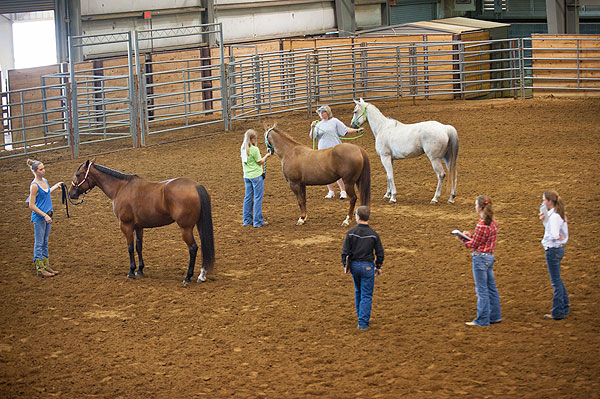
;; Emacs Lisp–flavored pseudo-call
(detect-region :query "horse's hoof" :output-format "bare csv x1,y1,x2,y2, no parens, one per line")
389,198,397,203
383,193,390,199
182,279,191,286
135,271,145,277
430,199,439,204
448,198,455,204
296,218,305,226
197,272,207,282
127,273,136,279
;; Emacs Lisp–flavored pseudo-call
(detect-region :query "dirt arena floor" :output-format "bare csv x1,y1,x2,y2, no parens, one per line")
1,97,599,398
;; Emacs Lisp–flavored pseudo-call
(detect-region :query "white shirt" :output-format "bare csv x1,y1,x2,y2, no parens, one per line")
541,208,569,250
312,118,348,150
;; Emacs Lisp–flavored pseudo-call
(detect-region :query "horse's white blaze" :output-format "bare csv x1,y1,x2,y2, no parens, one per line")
352,99,458,204
197,268,207,282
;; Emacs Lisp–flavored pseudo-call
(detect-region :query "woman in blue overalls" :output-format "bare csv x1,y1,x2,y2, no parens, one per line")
27,159,63,277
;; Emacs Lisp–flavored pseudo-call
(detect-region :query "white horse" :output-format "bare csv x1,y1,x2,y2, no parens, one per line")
350,98,458,204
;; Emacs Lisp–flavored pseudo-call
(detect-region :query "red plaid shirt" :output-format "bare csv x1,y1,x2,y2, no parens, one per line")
461,218,498,254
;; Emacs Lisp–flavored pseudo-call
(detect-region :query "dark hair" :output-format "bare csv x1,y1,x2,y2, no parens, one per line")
476,195,494,225
544,190,566,221
356,205,370,222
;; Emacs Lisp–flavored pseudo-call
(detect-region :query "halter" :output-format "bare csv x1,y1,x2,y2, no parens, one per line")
350,104,368,129
263,127,276,179
264,127,275,153
69,162,94,204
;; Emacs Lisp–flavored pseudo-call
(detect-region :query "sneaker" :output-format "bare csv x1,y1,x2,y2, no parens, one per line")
544,314,564,320
339,191,347,199
465,321,478,326
324,191,335,199
358,325,368,332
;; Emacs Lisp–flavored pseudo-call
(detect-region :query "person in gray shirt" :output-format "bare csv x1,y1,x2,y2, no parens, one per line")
309,105,363,199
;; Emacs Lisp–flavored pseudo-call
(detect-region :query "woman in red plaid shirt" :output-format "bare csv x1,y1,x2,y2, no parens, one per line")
457,195,501,326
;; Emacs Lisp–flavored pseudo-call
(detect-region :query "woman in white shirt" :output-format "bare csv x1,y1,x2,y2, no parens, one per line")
539,190,569,320
309,105,363,199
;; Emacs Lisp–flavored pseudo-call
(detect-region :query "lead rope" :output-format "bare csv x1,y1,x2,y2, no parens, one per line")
60,183,70,218
312,121,364,150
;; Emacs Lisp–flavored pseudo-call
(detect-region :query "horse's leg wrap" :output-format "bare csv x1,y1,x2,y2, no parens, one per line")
127,244,136,279
184,243,198,283
135,234,144,276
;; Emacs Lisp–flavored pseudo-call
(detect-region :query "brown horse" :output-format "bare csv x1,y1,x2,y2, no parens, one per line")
68,159,214,284
264,123,370,226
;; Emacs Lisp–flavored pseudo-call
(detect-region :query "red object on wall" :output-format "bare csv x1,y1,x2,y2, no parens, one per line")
144,11,151,19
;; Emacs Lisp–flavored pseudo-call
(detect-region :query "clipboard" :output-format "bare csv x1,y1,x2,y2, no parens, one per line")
451,229,472,241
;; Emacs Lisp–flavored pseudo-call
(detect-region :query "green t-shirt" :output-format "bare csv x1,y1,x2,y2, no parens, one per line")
242,145,263,179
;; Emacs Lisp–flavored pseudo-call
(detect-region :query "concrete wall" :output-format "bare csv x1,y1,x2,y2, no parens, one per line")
0,16,15,80
215,2,336,42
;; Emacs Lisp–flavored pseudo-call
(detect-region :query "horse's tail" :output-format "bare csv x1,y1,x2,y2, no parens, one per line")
358,148,371,206
444,125,459,200
196,185,215,273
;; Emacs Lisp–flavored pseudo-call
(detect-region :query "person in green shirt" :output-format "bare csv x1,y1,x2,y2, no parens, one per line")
241,129,271,227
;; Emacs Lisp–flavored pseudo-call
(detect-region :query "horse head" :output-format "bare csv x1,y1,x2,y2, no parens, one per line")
263,122,277,154
69,159,96,200
350,98,368,129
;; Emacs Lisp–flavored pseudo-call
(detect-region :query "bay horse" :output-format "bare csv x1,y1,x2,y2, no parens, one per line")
264,123,370,226
68,159,214,284
350,98,459,204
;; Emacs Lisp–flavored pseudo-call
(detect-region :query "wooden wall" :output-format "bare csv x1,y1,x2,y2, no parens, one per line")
531,34,600,97
7,65,62,142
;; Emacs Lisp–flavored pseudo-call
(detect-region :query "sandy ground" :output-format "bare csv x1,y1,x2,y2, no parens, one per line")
0,97,599,398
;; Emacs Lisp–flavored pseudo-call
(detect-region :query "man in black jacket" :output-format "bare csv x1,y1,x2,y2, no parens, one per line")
342,206,384,332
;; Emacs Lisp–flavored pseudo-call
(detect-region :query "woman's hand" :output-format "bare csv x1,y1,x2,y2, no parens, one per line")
462,230,472,238
44,213,52,224
538,212,546,222
51,182,64,192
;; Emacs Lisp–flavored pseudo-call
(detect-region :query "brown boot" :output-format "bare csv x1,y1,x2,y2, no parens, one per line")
35,259,55,278
43,257,59,275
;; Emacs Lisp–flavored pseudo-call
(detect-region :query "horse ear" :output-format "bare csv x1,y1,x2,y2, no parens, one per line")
263,121,270,130
272,122,278,129
353,99,359,105
359,98,365,104
90,158,96,165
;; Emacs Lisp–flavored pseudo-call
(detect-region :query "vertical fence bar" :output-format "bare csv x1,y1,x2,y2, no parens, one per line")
20,92,26,153
218,24,229,131
133,29,146,146
40,76,49,141
183,70,189,126
576,39,581,89
519,38,525,99
126,32,138,148
306,54,312,117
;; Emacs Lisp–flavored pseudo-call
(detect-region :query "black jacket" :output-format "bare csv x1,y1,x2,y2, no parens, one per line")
341,224,384,268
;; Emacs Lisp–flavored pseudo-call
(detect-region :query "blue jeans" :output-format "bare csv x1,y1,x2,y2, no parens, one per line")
545,246,569,319
471,253,501,326
350,261,375,328
33,219,51,261
243,176,265,227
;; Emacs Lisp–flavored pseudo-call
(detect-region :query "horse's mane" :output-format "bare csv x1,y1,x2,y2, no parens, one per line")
94,164,136,181
273,127,301,146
